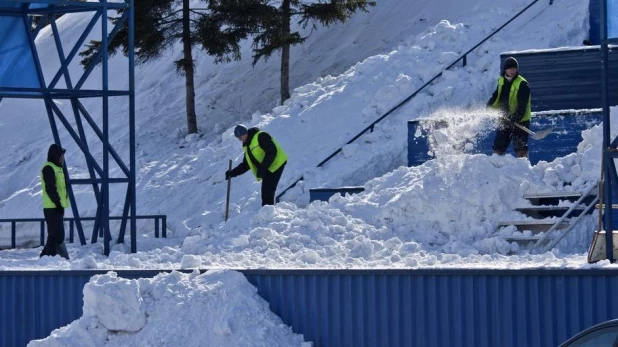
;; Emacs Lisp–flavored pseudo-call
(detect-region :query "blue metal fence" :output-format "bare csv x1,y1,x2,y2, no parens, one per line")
2,269,618,347
0,215,167,250
408,111,603,167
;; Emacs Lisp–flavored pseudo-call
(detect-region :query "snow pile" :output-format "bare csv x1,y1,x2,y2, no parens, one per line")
28,270,310,347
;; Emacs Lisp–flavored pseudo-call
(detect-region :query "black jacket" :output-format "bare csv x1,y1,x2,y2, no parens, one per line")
229,127,279,178
42,144,66,209
487,72,530,123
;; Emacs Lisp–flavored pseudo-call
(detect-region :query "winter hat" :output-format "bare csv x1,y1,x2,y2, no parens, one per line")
233,124,248,138
502,56,519,71
47,143,66,165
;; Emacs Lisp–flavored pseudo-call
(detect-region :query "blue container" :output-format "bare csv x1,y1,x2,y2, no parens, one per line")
3,269,618,347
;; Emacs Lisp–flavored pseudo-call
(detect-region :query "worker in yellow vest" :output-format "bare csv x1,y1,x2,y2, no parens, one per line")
487,56,532,158
226,124,288,206
40,143,70,260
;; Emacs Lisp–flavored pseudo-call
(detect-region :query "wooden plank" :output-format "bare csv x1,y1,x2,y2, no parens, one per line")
497,220,569,226
515,205,584,212
522,192,582,199
505,235,546,242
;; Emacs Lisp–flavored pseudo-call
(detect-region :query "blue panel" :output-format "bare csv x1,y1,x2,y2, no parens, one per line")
610,0,618,39
309,187,365,202
3,270,618,347
591,0,601,44
408,112,603,167
500,48,618,111
408,120,438,167
0,13,40,88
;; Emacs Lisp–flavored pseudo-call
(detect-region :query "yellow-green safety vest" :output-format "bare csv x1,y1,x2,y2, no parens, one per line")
243,131,288,181
41,161,69,208
490,75,532,122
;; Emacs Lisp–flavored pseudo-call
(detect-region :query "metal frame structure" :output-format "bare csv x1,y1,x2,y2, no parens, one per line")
0,0,138,255
601,0,617,262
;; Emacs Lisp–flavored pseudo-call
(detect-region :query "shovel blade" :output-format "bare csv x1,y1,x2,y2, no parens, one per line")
530,126,555,140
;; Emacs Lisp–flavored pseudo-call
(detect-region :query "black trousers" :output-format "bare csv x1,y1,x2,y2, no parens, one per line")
40,208,70,260
261,164,286,206
493,120,530,154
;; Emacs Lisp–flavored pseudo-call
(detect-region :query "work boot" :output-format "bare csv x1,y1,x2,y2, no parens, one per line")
516,150,529,158
493,149,506,156
56,243,70,260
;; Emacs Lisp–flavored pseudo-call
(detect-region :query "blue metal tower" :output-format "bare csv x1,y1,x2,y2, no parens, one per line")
0,0,139,255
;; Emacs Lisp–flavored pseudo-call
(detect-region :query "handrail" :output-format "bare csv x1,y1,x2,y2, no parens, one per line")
1,214,167,249
533,182,599,252
277,0,544,202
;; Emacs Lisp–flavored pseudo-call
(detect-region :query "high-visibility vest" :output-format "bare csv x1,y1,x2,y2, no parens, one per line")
41,161,69,208
243,131,287,181
491,75,531,122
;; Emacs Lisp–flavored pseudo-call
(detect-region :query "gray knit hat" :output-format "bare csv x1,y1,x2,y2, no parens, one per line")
233,124,248,138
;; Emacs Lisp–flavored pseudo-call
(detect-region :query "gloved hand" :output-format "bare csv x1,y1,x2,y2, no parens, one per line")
256,167,267,179
225,170,233,180
55,206,64,215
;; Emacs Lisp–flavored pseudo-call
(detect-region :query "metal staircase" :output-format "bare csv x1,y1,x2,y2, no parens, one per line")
496,182,599,254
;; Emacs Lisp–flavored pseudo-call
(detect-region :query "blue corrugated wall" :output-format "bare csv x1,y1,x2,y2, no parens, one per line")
2,269,618,347
408,111,602,167
500,47,618,111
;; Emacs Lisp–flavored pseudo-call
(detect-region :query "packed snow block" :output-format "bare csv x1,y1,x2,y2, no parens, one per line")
500,47,618,111
408,111,603,166
309,187,365,202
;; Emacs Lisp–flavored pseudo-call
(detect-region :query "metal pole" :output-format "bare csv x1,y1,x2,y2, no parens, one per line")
129,0,137,253
601,0,614,262
102,0,111,256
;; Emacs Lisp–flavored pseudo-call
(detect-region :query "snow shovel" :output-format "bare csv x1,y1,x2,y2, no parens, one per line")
225,159,232,222
512,121,554,140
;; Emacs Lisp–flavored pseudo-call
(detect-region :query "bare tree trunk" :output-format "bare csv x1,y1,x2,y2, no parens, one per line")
280,0,291,105
183,0,198,134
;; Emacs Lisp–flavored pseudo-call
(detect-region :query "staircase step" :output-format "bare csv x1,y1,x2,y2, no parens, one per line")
522,192,582,199
523,192,580,206
505,235,550,242
515,205,588,218
497,220,570,233
523,191,596,206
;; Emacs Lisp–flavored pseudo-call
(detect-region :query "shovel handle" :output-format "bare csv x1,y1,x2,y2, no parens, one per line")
225,159,232,222
512,121,535,135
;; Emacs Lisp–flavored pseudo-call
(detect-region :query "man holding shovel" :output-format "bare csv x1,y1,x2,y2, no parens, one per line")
225,124,287,206
487,56,532,158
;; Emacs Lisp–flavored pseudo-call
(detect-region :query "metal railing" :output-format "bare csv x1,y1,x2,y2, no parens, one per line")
1,215,167,249
276,0,546,202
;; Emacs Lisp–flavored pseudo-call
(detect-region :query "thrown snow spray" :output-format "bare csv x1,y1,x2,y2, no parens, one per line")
416,107,500,157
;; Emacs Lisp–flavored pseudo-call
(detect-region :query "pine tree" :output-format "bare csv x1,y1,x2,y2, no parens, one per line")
79,0,241,134
205,0,376,105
